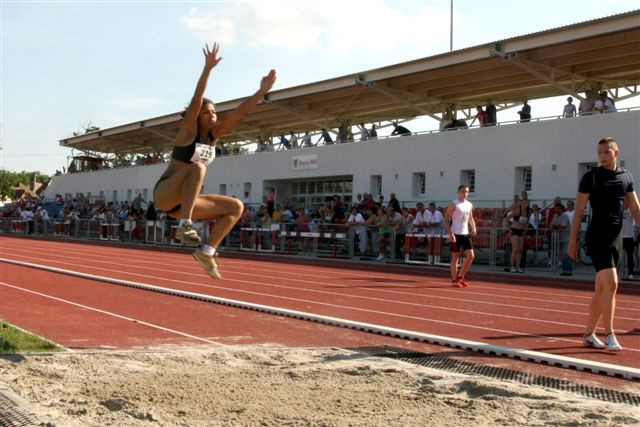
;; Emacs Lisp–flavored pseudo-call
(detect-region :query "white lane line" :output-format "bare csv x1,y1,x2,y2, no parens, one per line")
4,248,640,324
0,280,222,346
2,254,602,329
2,257,638,380
4,240,640,307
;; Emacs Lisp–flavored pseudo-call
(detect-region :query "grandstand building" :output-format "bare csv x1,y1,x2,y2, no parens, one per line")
46,11,640,209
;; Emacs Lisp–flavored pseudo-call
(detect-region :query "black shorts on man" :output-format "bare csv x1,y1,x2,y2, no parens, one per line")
451,234,473,252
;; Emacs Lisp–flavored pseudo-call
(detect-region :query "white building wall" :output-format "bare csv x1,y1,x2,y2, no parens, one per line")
45,110,639,205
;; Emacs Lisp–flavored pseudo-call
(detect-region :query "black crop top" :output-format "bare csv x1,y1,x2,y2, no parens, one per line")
171,132,216,164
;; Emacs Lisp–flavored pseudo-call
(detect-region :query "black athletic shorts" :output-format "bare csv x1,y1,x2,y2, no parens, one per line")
585,230,623,272
451,234,473,253
510,228,524,237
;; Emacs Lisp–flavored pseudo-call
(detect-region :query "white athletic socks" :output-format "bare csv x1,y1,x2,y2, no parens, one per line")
178,218,192,227
201,244,216,256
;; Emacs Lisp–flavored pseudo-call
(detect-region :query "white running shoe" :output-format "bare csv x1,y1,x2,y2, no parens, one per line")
376,254,385,261
583,333,605,349
193,249,222,279
510,267,517,273
175,223,202,245
605,334,622,351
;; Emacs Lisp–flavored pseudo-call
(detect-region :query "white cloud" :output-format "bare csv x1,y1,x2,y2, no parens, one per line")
180,8,236,45
180,1,452,57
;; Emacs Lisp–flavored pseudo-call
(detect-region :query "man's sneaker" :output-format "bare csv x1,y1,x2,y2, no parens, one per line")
628,274,634,280
176,223,202,245
605,334,622,351
376,254,385,261
193,249,222,279
510,267,517,273
516,268,525,273
451,279,462,288
457,276,470,287
583,332,605,349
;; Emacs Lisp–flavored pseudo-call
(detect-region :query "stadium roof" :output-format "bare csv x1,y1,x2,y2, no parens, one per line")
60,10,640,155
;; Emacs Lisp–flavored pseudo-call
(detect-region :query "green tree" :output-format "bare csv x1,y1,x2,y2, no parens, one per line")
0,170,50,201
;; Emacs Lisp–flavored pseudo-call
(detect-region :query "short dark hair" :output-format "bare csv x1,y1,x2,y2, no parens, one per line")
458,185,469,192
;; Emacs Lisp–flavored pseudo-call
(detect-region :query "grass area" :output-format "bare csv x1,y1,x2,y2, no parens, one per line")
0,321,61,353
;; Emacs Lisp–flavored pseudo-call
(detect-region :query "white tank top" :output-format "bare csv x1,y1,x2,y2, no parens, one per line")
451,198,472,235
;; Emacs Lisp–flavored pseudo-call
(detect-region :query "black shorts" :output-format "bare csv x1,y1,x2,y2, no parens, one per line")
510,228,524,237
585,230,622,272
451,234,473,253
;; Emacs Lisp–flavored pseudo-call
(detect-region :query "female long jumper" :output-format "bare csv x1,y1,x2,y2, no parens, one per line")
153,43,276,279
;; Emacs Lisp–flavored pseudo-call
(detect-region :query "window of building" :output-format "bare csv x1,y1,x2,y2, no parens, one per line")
460,170,475,193
515,166,532,193
412,172,426,197
219,184,227,195
370,175,382,196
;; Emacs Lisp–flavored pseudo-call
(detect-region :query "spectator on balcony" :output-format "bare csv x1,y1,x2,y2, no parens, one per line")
579,90,596,116
517,100,531,123
357,123,369,141
595,91,617,113
317,128,334,145
470,106,487,127
289,132,299,148
391,122,411,136
278,135,290,150
369,124,378,139
563,96,577,118
302,131,312,147
485,100,497,126
347,206,367,255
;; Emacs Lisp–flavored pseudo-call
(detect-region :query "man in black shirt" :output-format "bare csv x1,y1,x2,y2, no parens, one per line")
568,137,640,351
391,122,411,136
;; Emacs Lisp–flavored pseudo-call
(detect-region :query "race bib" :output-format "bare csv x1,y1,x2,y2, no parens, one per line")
190,143,215,166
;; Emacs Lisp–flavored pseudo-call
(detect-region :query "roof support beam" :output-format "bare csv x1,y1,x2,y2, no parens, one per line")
356,77,442,122
264,99,335,132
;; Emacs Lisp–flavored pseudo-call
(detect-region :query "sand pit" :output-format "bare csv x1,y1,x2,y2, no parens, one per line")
1,345,638,426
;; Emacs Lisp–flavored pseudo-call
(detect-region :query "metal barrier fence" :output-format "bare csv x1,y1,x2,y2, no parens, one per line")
1,216,622,276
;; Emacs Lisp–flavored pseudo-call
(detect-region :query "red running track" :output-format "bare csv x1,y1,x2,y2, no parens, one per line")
1,236,639,371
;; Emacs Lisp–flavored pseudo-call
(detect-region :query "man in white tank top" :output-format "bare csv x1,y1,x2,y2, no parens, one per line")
444,185,476,287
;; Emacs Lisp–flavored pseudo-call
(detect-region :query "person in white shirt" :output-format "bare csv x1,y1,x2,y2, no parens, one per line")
289,132,299,149
347,206,367,255
529,204,542,230
20,207,35,234
412,202,427,230
595,92,617,113
424,202,444,235
444,185,476,288
562,96,576,118
357,123,369,141
565,200,575,227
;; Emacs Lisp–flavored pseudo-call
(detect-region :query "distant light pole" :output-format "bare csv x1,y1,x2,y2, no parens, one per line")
450,0,453,51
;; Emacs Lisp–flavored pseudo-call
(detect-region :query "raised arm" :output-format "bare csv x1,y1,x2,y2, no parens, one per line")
567,192,589,260
175,43,223,145
214,70,277,139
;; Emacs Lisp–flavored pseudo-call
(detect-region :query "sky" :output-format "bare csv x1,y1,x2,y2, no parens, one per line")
1,0,638,175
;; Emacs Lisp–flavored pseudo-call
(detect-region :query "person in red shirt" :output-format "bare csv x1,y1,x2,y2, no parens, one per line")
471,106,488,127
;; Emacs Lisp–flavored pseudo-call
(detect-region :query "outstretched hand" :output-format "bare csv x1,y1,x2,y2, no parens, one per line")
260,69,277,94
203,42,223,70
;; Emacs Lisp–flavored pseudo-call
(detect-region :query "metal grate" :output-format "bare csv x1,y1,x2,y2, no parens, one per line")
0,393,38,427
348,346,640,406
